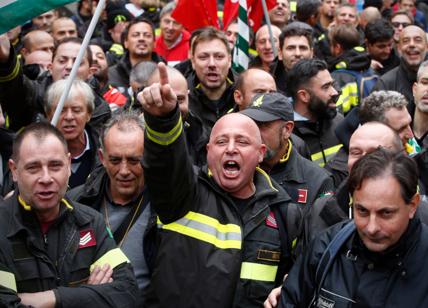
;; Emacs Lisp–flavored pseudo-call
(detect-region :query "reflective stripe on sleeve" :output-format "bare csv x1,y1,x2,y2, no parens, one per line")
0,270,17,292
90,248,130,272
0,59,20,83
146,116,183,146
240,262,278,282
311,144,343,167
157,211,242,250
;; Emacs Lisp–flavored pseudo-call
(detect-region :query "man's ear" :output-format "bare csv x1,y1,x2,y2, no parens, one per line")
282,121,294,139
297,88,310,104
408,192,421,219
8,159,18,182
98,148,106,167
234,89,243,107
258,144,267,163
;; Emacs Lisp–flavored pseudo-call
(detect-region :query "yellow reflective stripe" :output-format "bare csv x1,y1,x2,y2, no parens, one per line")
90,248,130,272
255,167,278,192
155,28,161,37
158,211,242,250
311,144,343,167
0,58,20,83
279,139,293,163
240,262,278,282
336,82,358,113
217,11,223,18
109,44,124,55
354,46,365,52
290,1,297,12
146,116,183,145
0,270,17,292
249,48,258,56
335,61,347,69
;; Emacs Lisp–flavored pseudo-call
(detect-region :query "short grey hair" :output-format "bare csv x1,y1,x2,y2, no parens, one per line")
99,110,145,151
45,79,95,115
160,1,176,19
359,90,408,124
129,61,158,86
417,60,428,81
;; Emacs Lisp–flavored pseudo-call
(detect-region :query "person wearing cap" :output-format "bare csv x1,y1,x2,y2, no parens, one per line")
138,62,302,307
241,92,334,208
154,2,190,67
105,7,133,66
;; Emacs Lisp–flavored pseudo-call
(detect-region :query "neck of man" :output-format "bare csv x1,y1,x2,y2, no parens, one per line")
164,33,181,49
413,108,428,139
320,14,333,29
110,182,144,206
130,53,152,67
202,82,227,101
261,141,289,172
68,133,87,158
294,101,316,122
36,206,60,223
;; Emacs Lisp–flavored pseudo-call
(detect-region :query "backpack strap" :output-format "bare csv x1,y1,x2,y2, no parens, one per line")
310,221,356,306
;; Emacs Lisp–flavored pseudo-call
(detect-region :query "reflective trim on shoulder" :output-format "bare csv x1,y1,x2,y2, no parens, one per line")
249,48,258,56
157,211,242,250
290,0,297,12
146,116,183,145
335,61,347,69
256,167,278,192
240,262,278,282
0,270,17,292
109,43,124,55
90,248,130,272
335,82,358,113
0,58,20,83
311,144,343,167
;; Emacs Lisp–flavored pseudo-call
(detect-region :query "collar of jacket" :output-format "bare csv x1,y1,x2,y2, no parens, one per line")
399,58,418,83
270,142,305,184
6,190,90,239
332,47,371,72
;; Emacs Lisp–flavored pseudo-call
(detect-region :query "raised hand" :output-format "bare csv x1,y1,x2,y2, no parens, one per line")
137,62,178,117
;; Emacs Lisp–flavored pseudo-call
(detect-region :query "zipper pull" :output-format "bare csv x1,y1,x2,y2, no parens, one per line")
44,233,48,245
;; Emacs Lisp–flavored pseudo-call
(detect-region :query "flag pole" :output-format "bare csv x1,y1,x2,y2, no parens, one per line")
51,0,106,126
261,0,278,58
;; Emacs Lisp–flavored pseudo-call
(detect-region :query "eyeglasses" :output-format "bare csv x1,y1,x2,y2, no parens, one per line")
391,22,411,28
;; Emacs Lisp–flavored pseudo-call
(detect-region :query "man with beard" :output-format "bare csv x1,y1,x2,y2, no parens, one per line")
89,44,127,111
319,0,339,30
372,25,428,116
240,92,334,208
287,58,343,167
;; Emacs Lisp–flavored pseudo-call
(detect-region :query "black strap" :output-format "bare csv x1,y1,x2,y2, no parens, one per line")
113,190,150,244
310,221,356,306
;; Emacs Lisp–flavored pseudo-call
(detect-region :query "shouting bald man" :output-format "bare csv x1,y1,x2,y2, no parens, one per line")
139,63,302,308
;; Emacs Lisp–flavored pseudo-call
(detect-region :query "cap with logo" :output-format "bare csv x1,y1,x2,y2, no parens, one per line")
107,8,133,30
240,92,294,122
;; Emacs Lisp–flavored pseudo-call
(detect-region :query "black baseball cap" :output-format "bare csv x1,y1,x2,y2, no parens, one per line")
240,92,294,122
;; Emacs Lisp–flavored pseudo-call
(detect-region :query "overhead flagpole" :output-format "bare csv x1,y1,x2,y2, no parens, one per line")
51,0,106,126
261,0,278,58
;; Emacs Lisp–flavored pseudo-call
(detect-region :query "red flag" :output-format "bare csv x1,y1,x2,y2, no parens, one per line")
223,0,277,32
172,0,219,33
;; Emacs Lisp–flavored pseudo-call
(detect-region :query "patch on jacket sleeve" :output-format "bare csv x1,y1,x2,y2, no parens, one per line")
298,189,308,203
317,295,335,308
257,249,281,262
79,229,97,248
265,211,278,229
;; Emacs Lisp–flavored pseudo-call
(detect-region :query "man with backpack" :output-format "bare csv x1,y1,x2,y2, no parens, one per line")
277,148,428,307
329,24,377,115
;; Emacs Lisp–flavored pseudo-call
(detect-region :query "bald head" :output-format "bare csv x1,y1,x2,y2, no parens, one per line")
22,30,54,57
348,122,403,171
25,50,52,71
207,113,266,198
359,7,381,29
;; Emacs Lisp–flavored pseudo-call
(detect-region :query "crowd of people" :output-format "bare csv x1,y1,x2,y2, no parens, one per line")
0,0,428,307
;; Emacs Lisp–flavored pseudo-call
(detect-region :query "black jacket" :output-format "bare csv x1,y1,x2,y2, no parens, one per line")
293,113,344,168
188,79,236,132
0,192,138,307
268,142,334,208
280,218,428,307
372,59,419,116
142,107,302,308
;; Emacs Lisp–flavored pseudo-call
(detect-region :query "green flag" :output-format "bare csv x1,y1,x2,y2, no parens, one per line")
232,0,250,73
0,0,77,34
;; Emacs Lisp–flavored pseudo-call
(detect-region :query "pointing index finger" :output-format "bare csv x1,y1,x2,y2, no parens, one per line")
158,62,169,86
